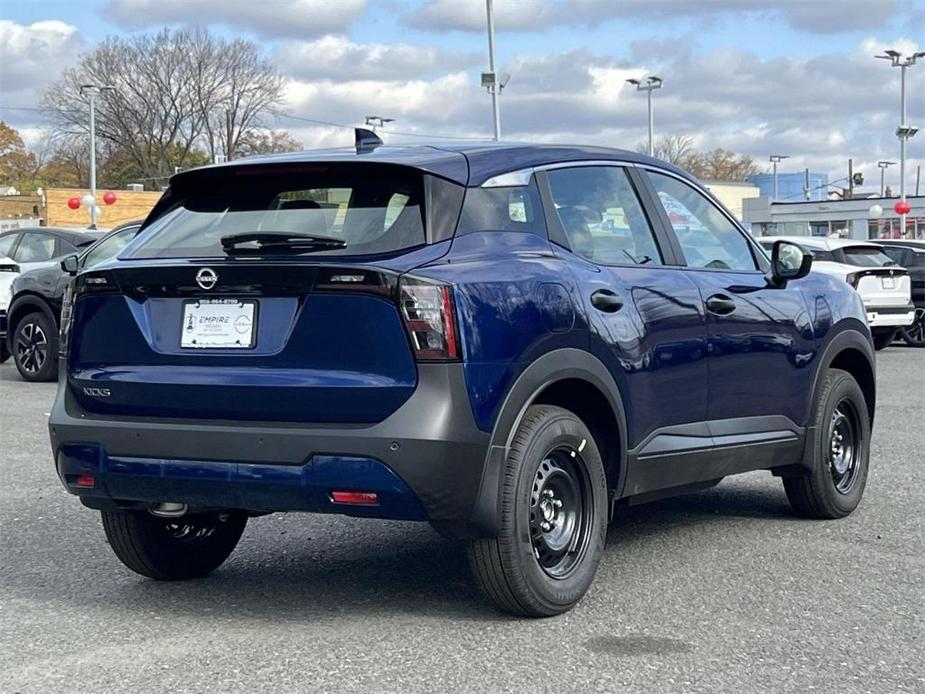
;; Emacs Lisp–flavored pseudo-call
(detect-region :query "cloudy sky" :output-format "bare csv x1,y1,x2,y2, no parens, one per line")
1,0,923,193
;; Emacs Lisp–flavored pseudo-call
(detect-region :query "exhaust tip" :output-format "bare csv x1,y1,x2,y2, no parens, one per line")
148,502,188,518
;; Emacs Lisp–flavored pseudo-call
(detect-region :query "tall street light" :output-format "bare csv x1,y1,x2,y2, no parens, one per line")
626,76,663,156
79,83,114,229
877,49,924,236
878,160,896,196
769,154,789,201
481,0,510,141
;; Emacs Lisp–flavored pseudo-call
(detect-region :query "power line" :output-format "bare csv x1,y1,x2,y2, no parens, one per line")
271,110,488,142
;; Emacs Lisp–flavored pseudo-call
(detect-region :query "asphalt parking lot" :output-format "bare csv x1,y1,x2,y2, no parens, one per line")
0,349,922,694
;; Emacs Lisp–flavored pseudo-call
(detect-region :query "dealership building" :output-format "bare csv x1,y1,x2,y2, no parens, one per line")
743,195,925,240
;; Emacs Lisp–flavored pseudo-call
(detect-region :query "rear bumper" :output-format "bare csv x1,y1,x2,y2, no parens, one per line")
865,303,915,328
49,363,491,523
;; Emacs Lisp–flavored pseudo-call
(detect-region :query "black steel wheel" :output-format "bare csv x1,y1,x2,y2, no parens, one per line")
900,307,925,347
783,368,870,518
13,311,58,382
102,509,247,581
468,405,608,617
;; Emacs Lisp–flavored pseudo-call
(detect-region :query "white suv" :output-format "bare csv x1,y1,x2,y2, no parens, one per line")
757,236,914,349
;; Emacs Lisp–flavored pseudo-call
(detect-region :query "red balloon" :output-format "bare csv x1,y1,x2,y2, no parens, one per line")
67,197,81,210
894,200,911,215
102,191,117,206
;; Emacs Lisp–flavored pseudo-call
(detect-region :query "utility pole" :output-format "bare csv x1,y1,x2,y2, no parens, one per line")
79,84,114,229
484,0,501,141
878,161,896,196
848,159,854,199
803,168,811,200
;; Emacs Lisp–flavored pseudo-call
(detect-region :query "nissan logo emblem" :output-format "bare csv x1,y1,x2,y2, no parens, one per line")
196,268,218,290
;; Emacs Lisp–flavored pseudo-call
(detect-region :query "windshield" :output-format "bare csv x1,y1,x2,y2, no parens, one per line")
127,165,425,259
842,246,895,267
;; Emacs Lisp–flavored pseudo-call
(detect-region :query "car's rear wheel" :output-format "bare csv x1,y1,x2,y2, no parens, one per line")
900,307,924,347
468,405,608,617
101,509,247,580
13,311,58,381
871,328,895,351
782,368,870,518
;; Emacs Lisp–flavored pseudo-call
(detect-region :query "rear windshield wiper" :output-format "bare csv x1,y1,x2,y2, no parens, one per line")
221,232,347,255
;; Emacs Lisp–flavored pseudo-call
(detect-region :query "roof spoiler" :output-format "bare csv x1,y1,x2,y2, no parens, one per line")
355,127,384,154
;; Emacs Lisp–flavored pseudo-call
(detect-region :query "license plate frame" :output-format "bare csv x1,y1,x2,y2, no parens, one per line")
881,276,895,290
180,298,258,349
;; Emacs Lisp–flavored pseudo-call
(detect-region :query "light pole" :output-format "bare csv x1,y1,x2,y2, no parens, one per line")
79,83,114,229
481,0,510,141
877,49,924,236
626,76,663,156
769,154,789,201
878,160,896,196
364,115,394,132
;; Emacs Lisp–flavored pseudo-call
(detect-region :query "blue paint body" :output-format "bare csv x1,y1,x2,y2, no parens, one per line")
52,143,872,525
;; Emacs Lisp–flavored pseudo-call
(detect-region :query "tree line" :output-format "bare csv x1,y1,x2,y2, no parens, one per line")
638,135,762,181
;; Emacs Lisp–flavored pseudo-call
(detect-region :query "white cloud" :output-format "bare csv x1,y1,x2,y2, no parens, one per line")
102,0,367,38
0,20,84,99
407,0,562,31
275,35,479,81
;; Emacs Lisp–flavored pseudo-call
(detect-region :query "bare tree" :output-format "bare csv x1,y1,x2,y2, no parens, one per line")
638,135,699,169
637,136,760,181
41,28,284,179
235,129,302,158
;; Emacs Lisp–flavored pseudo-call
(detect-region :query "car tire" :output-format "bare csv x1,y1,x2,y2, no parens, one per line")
871,328,895,351
900,307,924,347
782,368,870,519
467,405,608,617
101,509,247,581
12,311,58,381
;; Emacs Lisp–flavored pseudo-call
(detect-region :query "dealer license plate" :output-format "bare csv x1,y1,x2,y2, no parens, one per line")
181,299,257,349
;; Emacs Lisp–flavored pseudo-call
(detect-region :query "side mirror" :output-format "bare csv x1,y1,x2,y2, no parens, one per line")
770,240,812,286
60,254,79,275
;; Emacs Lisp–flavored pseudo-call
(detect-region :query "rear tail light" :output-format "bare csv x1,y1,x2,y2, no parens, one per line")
59,281,75,356
0,262,19,273
399,277,460,361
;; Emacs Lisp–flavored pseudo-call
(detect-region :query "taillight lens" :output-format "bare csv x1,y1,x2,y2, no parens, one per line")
846,272,861,288
399,278,459,361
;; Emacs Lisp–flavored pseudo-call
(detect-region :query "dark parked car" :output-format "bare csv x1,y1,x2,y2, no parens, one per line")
49,135,876,617
876,239,925,346
0,227,102,362
6,222,142,381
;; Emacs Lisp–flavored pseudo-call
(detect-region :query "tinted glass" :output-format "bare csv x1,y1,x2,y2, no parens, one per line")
546,166,662,265
82,226,140,269
0,233,18,258
15,233,56,262
647,172,757,271
842,246,896,267
128,166,425,259
456,179,546,236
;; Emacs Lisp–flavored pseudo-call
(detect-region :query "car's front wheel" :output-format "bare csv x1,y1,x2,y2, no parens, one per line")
782,368,870,518
12,311,58,381
900,307,924,347
101,509,247,580
468,405,608,617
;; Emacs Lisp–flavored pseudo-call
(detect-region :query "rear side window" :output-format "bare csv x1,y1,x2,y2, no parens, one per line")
0,233,18,258
15,233,56,262
128,165,426,259
456,178,546,236
841,246,895,267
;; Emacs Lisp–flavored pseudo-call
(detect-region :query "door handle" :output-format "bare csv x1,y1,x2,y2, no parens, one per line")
705,294,737,315
590,289,624,313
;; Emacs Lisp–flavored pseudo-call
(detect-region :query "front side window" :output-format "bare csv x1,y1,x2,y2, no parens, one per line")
15,233,56,262
546,166,663,266
127,164,426,259
647,172,757,272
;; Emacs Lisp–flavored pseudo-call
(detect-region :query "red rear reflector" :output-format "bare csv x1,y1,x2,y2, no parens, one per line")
74,475,95,489
330,491,379,506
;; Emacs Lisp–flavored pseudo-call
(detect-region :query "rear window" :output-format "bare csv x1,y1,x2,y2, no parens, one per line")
128,165,426,259
841,246,896,267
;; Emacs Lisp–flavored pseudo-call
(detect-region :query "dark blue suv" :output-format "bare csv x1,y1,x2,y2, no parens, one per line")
50,135,875,616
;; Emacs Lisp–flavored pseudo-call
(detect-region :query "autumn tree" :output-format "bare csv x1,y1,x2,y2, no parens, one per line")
235,129,302,158
638,136,760,181
0,122,38,191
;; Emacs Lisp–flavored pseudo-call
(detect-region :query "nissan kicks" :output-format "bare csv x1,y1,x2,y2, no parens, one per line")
49,133,876,617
